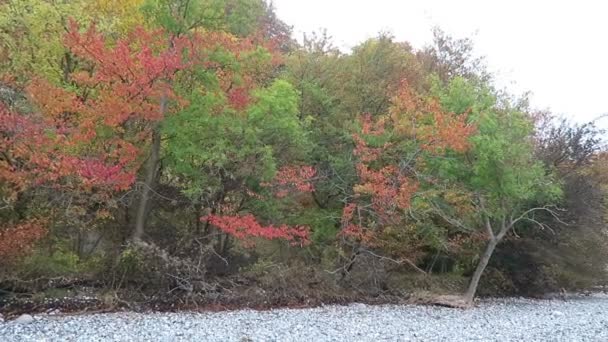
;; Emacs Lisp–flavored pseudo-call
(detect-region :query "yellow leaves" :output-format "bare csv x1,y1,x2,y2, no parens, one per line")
353,183,374,195
0,0,148,84
85,0,146,34
444,189,475,216
95,209,113,220
0,0,94,83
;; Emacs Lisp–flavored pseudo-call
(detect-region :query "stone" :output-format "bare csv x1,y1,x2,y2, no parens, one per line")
14,314,34,324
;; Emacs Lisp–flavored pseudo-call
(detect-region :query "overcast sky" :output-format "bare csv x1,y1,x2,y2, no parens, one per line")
272,0,608,127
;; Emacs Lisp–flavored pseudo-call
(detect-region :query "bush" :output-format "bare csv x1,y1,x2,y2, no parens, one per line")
113,242,212,295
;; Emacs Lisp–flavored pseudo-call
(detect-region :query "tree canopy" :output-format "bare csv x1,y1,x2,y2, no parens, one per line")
0,0,606,308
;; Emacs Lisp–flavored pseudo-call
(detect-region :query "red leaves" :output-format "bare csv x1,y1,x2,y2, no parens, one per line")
0,22,192,199
0,104,138,195
72,157,136,191
202,214,310,247
227,87,251,110
200,166,317,246
0,220,47,259
263,165,316,198
63,20,183,126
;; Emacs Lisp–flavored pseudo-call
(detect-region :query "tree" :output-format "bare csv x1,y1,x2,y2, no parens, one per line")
0,0,89,83
130,0,283,242
339,34,424,117
338,81,475,276
0,0,151,84
490,118,608,295
418,27,489,85
428,77,562,304
165,78,313,251
0,20,185,251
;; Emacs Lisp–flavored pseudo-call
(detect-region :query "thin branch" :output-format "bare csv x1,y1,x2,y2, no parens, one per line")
498,206,565,241
521,217,556,235
428,200,472,232
360,249,427,275
508,206,566,231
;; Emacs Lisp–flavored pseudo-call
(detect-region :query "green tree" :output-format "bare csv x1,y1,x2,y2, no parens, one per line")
0,0,90,83
429,77,562,304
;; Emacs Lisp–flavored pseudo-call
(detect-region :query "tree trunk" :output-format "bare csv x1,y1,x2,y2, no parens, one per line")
464,238,498,304
132,96,167,241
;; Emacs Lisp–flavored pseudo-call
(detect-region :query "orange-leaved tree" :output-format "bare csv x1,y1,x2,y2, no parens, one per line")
339,80,475,275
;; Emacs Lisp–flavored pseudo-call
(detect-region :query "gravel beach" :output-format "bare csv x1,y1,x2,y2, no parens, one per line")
1,295,607,341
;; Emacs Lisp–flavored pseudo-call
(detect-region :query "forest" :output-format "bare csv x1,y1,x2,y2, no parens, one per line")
0,0,607,312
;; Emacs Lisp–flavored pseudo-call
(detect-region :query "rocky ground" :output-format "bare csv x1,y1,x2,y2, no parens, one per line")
1,294,607,341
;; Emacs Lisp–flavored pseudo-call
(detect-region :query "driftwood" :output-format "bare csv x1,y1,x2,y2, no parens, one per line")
411,293,472,309
430,295,472,309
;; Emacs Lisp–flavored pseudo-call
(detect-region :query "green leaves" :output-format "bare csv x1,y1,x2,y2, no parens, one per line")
141,0,264,35
163,79,307,199
248,80,309,157
431,77,562,220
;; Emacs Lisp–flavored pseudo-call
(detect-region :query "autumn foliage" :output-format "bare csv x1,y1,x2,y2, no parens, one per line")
340,81,475,250
0,220,47,259
0,0,605,305
262,165,317,198
202,214,310,247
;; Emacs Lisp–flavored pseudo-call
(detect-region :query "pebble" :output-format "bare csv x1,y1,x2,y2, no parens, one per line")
1,295,607,341
13,314,34,324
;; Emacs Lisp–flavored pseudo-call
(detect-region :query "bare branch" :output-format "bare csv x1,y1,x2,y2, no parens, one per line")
498,206,565,241
521,217,556,235
508,206,566,230
360,248,427,275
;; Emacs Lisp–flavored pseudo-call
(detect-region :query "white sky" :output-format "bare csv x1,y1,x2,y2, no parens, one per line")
272,0,608,127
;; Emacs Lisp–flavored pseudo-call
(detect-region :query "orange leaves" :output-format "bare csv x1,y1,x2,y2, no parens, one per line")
418,110,475,153
340,203,375,245
26,79,81,122
389,80,475,154
0,22,192,198
342,115,420,247
0,220,47,259
396,177,419,209
352,131,419,220
202,214,310,247
340,81,476,248
389,81,425,124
